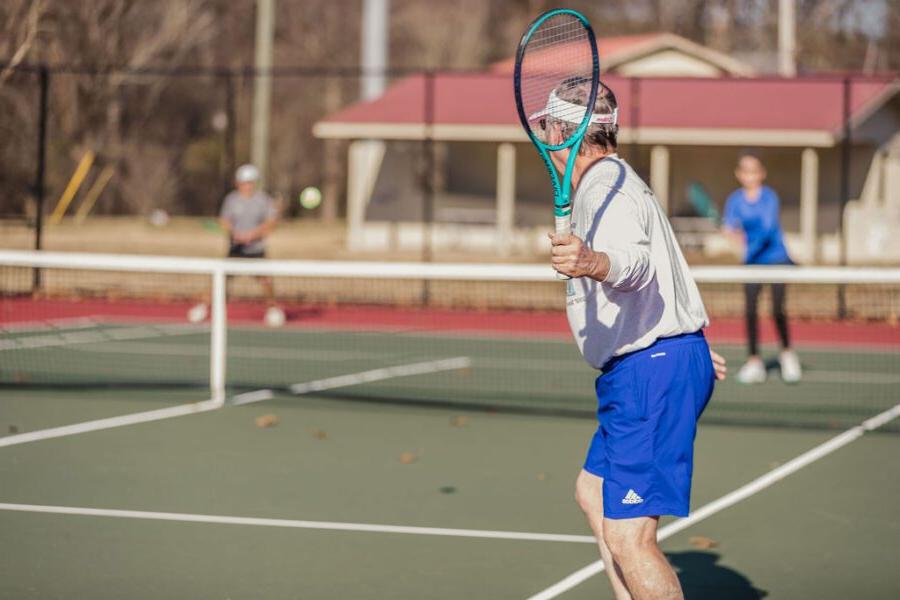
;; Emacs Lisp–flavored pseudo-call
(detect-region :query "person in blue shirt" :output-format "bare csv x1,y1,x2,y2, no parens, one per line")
723,152,801,384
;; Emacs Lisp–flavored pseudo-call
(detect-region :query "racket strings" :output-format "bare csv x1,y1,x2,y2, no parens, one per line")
519,15,596,144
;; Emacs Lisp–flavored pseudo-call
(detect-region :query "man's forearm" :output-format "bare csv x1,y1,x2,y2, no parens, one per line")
585,249,611,282
246,219,277,242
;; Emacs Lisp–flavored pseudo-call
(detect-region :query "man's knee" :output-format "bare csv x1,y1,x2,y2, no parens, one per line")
574,471,602,517
604,518,657,563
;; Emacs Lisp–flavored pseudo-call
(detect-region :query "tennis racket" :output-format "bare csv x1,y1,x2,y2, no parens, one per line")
513,9,599,279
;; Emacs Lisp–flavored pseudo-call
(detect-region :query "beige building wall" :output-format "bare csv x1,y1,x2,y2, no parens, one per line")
614,50,725,78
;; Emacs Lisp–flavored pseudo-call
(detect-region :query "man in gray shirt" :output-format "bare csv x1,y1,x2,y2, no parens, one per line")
188,164,284,326
221,164,278,258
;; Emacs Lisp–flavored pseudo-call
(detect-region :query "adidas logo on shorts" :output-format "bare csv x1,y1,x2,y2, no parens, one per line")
621,489,644,505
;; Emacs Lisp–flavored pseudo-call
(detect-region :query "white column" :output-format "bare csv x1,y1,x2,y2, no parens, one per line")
346,140,386,250
347,142,366,250
650,145,670,215
251,0,275,188
800,147,819,263
496,143,516,256
778,0,797,77
361,0,389,100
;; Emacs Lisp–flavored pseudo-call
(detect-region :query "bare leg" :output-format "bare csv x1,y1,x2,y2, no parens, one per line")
603,516,682,600
574,470,632,600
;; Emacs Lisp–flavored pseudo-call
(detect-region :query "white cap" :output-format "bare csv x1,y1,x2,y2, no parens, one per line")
235,164,260,183
529,89,617,126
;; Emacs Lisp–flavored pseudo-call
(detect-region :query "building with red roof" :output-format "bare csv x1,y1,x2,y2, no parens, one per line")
313,36,900,263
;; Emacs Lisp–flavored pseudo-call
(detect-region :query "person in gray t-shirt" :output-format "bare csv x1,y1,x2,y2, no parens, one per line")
188,164,285,326
220,165,278,258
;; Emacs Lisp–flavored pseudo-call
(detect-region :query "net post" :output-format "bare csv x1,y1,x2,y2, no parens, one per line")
210,266,227,406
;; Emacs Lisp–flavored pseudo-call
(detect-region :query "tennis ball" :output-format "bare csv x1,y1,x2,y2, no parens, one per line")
264,306,285,328
298,186,322,210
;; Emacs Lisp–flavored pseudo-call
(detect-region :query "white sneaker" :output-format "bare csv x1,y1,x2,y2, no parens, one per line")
265,306,286,328
187,303,208,323
779,350,802,384
737,358,766,384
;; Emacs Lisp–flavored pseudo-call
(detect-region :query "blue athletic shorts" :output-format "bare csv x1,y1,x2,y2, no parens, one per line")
583,331,715,519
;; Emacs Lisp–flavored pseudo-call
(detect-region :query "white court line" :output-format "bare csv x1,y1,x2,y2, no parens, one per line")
526,402,900,600
71,341,399,362
231,357,473,406
0,502,596,544
0,324,202,352
0,316,99,333
231,389,274,404
792,371,900,385
0,399,220,448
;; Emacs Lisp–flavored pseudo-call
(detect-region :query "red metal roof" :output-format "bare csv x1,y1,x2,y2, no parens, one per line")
320,73,897,134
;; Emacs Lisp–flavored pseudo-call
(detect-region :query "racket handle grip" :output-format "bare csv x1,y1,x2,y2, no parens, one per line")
554,213,572,281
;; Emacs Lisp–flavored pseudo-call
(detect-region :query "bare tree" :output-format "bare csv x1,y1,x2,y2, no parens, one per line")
0,0,46,84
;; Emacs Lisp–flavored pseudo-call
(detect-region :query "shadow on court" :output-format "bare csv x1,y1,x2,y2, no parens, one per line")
669,550,768,599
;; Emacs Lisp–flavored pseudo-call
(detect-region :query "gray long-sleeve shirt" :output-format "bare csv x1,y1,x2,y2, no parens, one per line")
566,154,709,369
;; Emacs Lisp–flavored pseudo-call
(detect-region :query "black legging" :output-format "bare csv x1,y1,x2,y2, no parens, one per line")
744,283,791,357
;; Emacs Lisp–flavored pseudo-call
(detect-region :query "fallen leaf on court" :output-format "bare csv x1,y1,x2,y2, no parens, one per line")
450,416,469,427
439,486,456,494
399,452,418,464
688,536,719,549
312,429,328,440
255,414,280,428
8,425,19,434
536,472,547,481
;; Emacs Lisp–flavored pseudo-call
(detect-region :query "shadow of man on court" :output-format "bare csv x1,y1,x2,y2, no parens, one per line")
668,550,768,599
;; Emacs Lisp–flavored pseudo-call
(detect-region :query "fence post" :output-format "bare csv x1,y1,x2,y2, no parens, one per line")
32,65,49,290
220,69,237,203
837,76,851,319
421,70,435,305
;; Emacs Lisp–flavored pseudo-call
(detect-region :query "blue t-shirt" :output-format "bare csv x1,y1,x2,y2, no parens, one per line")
723,185,792,265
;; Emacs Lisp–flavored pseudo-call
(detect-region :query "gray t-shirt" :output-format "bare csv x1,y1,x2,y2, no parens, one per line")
219,191,277,254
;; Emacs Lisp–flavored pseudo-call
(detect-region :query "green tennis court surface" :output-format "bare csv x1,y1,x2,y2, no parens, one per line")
1,390,898,599
1,322,899,598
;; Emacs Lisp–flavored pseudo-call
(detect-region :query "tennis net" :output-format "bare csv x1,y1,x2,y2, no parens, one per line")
2,250,898,430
